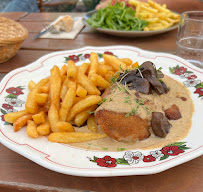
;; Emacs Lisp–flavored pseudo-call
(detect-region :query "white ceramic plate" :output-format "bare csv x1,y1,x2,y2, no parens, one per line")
0,46,202,177
83,10,179,37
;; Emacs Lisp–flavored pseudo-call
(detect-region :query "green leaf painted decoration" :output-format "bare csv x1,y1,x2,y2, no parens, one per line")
116,158,129,165
1,109,7,115
160,155,169,160
5,94,17,99
169,67,174,74
167,142,186,147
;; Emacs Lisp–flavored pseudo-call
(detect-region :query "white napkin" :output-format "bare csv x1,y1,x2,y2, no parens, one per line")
40,16,84,39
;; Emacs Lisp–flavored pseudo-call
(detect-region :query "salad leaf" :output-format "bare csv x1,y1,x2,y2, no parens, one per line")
87,2,149,31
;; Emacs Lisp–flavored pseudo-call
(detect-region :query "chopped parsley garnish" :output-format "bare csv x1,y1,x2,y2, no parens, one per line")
87,111,95,114
124,96,132,104
125,113,130,117
109,97,113,101
97,98,107,106
88,143,92,148
117,147,125,152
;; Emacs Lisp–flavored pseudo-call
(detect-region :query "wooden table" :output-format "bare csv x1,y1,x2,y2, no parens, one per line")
0,12,202,192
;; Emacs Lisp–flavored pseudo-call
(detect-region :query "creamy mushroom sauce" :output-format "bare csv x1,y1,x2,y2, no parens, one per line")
69,76,194,151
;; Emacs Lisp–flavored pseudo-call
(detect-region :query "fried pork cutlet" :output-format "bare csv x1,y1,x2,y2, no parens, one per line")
95,61,173,142
96,110,150,142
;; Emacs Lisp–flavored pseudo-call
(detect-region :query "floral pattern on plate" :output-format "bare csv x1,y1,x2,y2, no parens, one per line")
64,51,114,63
0,86,25,125
89,142,189,167
169,65,203,99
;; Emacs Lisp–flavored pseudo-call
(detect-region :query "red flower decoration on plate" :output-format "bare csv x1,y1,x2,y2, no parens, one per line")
69,55,79,62
84,54,90,59
6,87,23,96
187,74,197,80
143,155,156,162
1,115,5,121
104,51,113,55
174,67,187,75
194,88,203,96
96,156,117,167
2,104,13,110
161,146,184,156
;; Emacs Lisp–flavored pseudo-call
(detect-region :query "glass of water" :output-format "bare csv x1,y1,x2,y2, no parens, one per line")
176,11,203,69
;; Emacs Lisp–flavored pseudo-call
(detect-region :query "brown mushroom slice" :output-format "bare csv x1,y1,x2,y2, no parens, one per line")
129,77,150,94
164,104,182,120
151,112,171,138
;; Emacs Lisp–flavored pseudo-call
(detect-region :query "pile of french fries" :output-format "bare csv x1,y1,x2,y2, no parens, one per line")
129,0,180,31
4,53,139,144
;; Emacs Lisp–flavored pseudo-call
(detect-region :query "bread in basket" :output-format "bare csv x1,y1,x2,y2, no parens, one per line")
0,17,28,63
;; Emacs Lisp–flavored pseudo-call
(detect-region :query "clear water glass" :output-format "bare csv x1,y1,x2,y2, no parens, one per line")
176,11,203,69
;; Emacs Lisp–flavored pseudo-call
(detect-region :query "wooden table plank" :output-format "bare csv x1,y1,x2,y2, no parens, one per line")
19,21,51,33
0,50,53,73
0,144,202,192
19,12,85,22
0,12,28,21
21,29,178,53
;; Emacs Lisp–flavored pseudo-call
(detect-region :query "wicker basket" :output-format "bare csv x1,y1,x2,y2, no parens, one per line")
0,17,28,63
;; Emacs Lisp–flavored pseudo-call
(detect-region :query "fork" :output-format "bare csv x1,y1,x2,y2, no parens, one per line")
32,24,60,39
43,24,60,34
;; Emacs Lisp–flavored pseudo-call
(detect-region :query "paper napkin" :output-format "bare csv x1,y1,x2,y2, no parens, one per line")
40,16,84,39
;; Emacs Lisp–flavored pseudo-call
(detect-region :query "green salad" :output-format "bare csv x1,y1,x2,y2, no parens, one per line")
87,2,149,31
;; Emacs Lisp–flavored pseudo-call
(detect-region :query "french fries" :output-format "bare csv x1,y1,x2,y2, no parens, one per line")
48,132,107,143
4,110,27,123
50,66,61,110
5,52,139,146
55,121,74,132
60,64,68,76
48,103,60,132
37,119,50,136
13,114,33,132
67,60,77,79
74,105,97,127
90,74,110,89
103,54,126,71
25,78,49,114
27,120,38,138
32,111,46,124
59,87,76,121
77,72,101,95
88,52,99,77
129,0,180,31
67,95,102,121
76,86,86,99
28,80,36,91
87,115,97,133
78,62,90,74
35,93,48,105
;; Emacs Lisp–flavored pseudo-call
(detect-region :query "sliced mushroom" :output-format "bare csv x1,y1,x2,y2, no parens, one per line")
151,112,171,138
129,77,150,94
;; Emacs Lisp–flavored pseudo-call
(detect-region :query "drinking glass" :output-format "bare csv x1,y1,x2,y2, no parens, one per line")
176,11,203,69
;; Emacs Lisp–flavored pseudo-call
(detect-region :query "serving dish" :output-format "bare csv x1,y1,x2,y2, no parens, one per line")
0,46,202,177
83,10,179,37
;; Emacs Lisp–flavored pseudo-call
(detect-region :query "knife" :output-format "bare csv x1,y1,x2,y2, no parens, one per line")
32,28,50,40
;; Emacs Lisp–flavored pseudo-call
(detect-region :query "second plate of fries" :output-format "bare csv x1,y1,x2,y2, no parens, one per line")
83,0,180,37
